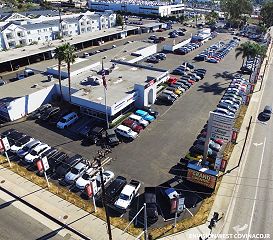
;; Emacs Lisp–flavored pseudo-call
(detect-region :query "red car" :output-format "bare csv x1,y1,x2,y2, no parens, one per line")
187,79,195,85
167,76,178,85
200,131,224,145
122,119,143,133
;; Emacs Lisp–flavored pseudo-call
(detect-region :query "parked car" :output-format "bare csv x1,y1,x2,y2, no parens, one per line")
143,108,159,118
122,119,143,133
261,105,272,120
57,112,78,129
217,102,237,114
214,108,235,117
55,154,83,179
167,76,178,85
10,136,34,153
115,125,138,140
114,179,141,210
145,187,158,222
166,87,182,96
1,129,16,138
5,131,26,146
17,140,41,158
128,114,149,127
104,176,127,204
75,168,99,190
24,143,50,163
29,104,52,119
62,161,88,185
87,127,104,144
156,94,175,105
106,129,120,147
146,56,159,63
39,107,60,121
135,110,155,122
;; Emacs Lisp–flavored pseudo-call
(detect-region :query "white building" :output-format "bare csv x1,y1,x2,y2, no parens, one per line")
0,42,169,122
0,11,116,51
88,0,186,17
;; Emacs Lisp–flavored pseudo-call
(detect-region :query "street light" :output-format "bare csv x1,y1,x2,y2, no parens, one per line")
101,56,109,129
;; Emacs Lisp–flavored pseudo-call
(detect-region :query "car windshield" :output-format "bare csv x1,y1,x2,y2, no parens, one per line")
22,145,29,151
15,142,23,147
30,150,38,155
71,168,79,174
120,193,129,201
264,109,271,114
82,173,89,180
59,118,66,123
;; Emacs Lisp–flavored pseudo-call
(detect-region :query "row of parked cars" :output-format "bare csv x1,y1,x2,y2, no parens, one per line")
156,62,207,105
240,57,260,75
206,39,239,63
146,53,167,63
116,109,158,140
174,42,203,55
194,41,225,61
168,28,186,38
0,128,144,213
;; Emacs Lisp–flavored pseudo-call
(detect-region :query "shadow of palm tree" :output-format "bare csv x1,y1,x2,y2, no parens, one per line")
213,71,237,81
197,82,226,95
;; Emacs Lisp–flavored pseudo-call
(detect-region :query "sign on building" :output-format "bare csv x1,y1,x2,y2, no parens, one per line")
1,137,10,151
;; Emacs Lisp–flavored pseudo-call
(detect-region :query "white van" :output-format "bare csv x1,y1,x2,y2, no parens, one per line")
57,112,79,129
128,114,149,127
83,52,89,58
115,125,138,139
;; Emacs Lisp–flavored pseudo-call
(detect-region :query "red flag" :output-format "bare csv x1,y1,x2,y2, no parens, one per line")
101,69,107,90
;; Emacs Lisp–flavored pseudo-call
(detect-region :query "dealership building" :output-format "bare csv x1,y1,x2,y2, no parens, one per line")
0,41,169,122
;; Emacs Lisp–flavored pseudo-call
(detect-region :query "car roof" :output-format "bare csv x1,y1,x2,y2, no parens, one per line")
62,112,77,119
74,162,86,170
264,105,272,111
117,125,131,131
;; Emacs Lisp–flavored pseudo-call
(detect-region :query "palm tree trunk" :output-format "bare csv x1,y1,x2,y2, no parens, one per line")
58,60,63,101
241,57,245,69
68,63,71,102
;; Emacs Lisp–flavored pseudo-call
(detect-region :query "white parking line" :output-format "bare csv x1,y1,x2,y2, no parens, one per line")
247,137,266,240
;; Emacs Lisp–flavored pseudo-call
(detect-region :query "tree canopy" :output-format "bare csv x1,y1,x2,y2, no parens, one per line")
260,1,273,28
220,0,253,23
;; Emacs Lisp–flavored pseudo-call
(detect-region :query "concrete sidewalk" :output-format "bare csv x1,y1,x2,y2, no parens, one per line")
0,166,135,240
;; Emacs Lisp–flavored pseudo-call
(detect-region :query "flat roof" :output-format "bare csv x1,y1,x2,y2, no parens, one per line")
0,73,57,101
0,25,139,64
68,62,165,106
50,41,154,73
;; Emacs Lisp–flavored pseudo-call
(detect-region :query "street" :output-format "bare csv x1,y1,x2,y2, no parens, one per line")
221,37,273,238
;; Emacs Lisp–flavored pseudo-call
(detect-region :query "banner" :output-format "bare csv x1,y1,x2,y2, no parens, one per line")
187,169,217,189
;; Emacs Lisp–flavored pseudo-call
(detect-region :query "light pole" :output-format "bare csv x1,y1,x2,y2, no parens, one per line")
102,56,109,129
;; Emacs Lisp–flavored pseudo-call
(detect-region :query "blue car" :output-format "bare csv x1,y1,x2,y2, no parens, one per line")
135,110,155,122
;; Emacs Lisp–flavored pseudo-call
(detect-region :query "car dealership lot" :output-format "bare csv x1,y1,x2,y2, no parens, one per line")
0,32,246,188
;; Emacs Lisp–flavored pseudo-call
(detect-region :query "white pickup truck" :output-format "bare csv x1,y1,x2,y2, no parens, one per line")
114,179,141,210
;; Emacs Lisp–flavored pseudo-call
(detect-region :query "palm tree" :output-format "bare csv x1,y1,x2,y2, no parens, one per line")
255,44,267,59
54,45,66,100
62,43,77,102
235,41,257,68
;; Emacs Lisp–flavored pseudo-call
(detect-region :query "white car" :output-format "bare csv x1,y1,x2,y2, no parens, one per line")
116,125,138,140
24,143,50,163
17,140,41,158
65,162,88,184
10,136,34,153
75,167,99,190
220,99,240,109
128,114,149,127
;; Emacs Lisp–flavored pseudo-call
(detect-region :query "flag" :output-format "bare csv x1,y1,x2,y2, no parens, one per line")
101,68,107,90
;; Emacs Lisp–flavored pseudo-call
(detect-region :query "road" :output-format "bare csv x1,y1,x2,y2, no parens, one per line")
0,197,73,240
222,43,273,238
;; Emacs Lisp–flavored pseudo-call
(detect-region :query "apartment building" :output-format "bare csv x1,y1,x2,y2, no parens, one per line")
0,10,116,51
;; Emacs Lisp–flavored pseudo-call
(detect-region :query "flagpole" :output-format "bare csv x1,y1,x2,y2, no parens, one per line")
102,57,109,129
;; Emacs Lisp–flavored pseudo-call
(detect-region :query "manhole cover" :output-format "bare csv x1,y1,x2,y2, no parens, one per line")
0,180,5,184
63,215,68,220
64,233,72,240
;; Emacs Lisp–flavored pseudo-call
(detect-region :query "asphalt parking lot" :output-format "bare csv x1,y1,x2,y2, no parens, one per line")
0,32,245,188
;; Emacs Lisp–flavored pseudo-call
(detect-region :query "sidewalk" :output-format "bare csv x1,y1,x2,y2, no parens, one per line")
0,166,135,240
159,36,273,240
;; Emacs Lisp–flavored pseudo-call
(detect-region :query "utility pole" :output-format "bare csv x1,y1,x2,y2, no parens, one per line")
59,7,63,38
96,155,112,240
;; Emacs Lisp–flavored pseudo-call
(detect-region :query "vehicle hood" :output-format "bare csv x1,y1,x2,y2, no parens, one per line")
143,115,155,122
76,177,89,189
140,119,149,126
65,172,77,182
115,199,129,209
10,145,22,152
24,153,37,162
17,149,28,156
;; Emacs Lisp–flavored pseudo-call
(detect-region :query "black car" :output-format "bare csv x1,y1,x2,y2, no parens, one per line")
156,94,175,105
41,152,69,176
39,107,60,121
146,57,159,63
144,108,159,118
86,127,104,144
106,129,119,147
104,176,127,204
145,187,158,222
261,105,272,120
29,104,52,119
40,148,59,160
1,129,16,138
55,154,83,179
6,131,25,146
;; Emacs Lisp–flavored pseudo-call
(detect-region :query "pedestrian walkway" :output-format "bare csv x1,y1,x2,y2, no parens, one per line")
0,166,135,240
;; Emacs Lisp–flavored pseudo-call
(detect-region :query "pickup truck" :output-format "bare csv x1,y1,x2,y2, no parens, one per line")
144,187,159,222
114,179,141,210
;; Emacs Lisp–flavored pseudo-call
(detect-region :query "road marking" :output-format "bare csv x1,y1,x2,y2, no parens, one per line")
253,142,263,147
247,137,266,240
233,224,248,233
185,207,193,217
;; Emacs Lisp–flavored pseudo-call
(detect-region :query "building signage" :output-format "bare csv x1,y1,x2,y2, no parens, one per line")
187,168,217,189
220,159,227,172
0,139,4,152
211,113,234,125
211,126,233,139
176,195,185,213
170,198,177,214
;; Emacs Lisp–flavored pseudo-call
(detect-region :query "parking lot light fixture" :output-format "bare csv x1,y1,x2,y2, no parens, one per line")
102,56,109,129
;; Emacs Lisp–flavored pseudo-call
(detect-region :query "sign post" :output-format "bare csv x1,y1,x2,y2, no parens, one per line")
41,156,50,188
174,194,185,228
0,137,11,167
